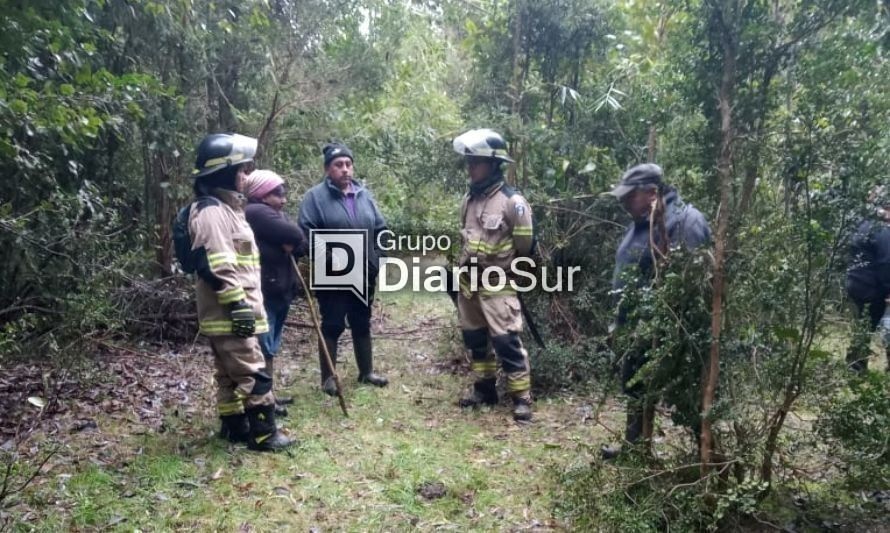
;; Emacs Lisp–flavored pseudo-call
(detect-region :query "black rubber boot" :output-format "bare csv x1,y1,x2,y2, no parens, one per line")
601,402,644,460
246,404,295,452
354,334,388,387
320,335,340,396
322,376,338,397
218,414,249,443
512,397,533,422
459,378,498,408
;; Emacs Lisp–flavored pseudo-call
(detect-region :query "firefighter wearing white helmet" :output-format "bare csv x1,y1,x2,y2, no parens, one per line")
452,129,534,422
188,133,294,452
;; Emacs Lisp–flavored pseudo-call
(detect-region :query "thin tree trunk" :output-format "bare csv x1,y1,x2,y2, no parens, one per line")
256,89,280,165
737,62,778,215
700,1,738,477
645,7,672,164
646,125,657,162
761,393,793,483
140,131,152,238
507,0,524,185
155,165,173,277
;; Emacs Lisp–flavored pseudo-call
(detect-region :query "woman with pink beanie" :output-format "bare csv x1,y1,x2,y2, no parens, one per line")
244,170,308,413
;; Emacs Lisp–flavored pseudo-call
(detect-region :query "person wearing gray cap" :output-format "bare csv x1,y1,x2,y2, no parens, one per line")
602,163,711,459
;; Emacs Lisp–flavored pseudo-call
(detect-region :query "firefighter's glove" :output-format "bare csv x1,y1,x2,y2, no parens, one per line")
878,309,890,347
229,300,256,338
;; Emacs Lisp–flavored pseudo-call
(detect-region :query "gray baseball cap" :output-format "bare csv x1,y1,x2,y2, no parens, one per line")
607,163,663,199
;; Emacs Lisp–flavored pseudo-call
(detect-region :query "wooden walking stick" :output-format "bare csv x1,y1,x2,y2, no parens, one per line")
290,255,349,417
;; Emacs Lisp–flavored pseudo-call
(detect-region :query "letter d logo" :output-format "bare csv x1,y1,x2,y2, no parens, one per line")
309,229,368,305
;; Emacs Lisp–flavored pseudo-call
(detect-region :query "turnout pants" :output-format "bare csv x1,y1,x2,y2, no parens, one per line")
210,335,275,416
458,292,531,400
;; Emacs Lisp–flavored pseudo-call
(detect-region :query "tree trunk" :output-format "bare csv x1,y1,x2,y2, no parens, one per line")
507,0,524,185
256,89,281,166
761,394,792,484
154,166,173,277
700,1,738,477
737,62,778,215
216,57,238,132
644,7,672,164
646,124,657,162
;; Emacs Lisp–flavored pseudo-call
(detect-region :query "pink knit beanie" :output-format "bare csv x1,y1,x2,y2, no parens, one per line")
244,170,285,200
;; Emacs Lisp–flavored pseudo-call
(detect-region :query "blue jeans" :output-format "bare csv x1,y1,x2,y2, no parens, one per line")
258,299,292,358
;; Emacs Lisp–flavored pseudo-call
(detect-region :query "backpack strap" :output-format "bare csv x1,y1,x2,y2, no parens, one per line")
194,195,221,212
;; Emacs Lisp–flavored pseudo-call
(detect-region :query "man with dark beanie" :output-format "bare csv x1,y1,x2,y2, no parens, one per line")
188,133,294,452
298,142,389,395
602,163,711,459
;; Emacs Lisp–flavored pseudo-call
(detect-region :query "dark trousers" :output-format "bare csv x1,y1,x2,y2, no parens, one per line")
856,298,886,330
316,283,375,339
315,285,375,382
848,298,887,371
620,349,649,443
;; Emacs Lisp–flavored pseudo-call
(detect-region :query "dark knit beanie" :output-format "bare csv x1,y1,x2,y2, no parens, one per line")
322,143,354,167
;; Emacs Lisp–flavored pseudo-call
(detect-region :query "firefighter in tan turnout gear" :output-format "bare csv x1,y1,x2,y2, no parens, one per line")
453,129,535,421
188,133,294,452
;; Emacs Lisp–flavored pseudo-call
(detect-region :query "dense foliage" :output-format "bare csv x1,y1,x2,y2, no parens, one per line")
2,0,888,528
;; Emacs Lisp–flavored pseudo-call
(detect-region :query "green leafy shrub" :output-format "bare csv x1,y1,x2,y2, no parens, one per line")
556,450,769,532
818,372,890,489
530,338,612,395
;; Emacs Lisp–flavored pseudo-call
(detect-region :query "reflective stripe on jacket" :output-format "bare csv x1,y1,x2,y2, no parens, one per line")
458,180,534,296
189,189,268,336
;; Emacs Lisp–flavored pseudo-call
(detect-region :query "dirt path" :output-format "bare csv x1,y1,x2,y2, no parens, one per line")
4,292,614,531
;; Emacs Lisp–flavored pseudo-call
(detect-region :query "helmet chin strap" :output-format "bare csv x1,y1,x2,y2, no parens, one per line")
194,166,240,196
469,166,504,197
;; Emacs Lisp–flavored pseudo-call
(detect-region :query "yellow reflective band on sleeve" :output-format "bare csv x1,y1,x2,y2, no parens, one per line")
207,252,237,268
513,226,533,236
235,253,261,267
217,287,247,305
466,239,514,254
217,400,245,416
200,318,268,335
480,286,517,297
507,377,531,392
200,320,233,334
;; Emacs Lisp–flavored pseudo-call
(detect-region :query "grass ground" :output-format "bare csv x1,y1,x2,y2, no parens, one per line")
7,291,614,532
